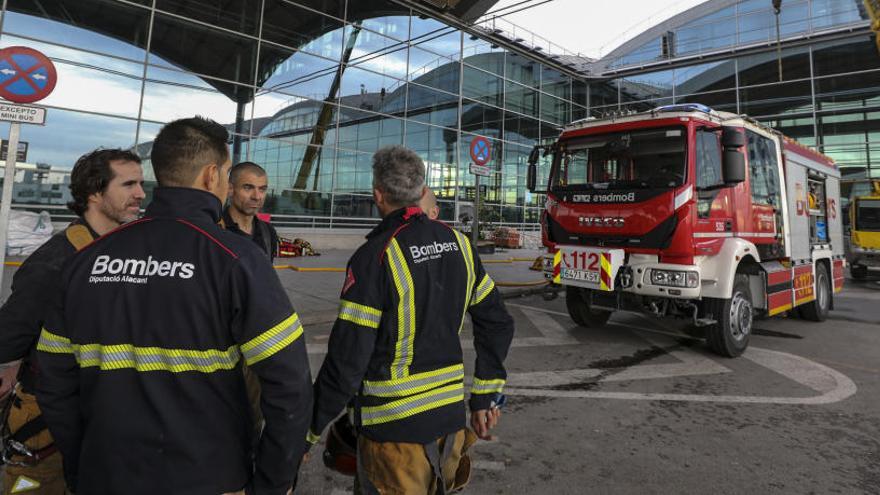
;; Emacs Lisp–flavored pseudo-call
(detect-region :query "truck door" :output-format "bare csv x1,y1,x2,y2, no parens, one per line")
746,130,784,259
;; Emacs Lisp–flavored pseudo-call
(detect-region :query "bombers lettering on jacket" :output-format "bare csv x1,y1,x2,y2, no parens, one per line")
36,187,313,495
310,206,515,445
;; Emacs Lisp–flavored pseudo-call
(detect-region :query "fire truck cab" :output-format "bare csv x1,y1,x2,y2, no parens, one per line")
528,104,845,357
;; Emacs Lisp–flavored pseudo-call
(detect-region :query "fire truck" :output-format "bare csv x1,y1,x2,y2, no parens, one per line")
527,104,845,357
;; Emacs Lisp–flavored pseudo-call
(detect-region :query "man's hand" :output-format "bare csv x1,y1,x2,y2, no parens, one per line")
0,362,20,399
470,407,501,440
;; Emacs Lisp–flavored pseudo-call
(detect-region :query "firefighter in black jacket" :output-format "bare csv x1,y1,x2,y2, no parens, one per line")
309,145,515,494
0,148,145,495
36,117,312,495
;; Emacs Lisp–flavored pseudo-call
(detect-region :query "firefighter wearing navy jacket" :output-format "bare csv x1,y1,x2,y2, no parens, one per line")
36,117,312,495
0,148,145,495
309,145,515,494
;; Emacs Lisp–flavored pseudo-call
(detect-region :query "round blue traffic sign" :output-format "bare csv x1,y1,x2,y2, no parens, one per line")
0,46,57,104
470,136,492,166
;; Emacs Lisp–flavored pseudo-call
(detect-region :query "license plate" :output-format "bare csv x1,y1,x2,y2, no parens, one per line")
561,268,599,283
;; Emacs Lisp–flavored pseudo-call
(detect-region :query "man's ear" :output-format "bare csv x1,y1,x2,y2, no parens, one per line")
373,187,383,206
201,163,219,190
420,186,428,200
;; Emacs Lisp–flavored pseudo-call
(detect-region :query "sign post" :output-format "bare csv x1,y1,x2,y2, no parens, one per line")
469,136,492,247
0,46,56,291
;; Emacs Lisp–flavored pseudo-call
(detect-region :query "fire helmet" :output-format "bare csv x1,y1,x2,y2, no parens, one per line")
322,415,357,477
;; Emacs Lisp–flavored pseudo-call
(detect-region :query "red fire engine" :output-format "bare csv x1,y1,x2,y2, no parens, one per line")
527,104,845,357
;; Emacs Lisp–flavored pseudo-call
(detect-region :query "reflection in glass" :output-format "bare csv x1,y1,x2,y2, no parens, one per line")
4,2,149,61
150,12,258,87
740,80,812,117
461,100,503,138
408,45,459,94
156,0,261,36
261,1,344,59
620,69,673,100
406,84,459,129
675,60,735,95
505,81,538,117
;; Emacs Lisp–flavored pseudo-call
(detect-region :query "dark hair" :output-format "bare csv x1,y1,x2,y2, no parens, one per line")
372,145,425,206
229,161,267,185
67,148,141,216
150,116,229,186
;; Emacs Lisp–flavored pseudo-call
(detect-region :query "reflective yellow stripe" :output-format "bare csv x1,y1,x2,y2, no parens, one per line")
36,328,73,354
306,429,321,445
471,273,495,306
338,300,382,329
453,230,475,333
240,312,303,365
387,239,415,379
471,377,505,395
363,364,464,398
39,330,245,373
361,382,464,426
75,343,240,372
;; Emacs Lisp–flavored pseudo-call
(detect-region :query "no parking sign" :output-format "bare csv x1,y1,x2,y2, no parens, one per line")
0,46,57,288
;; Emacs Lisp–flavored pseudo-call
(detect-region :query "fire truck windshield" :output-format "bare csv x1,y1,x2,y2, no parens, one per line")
856,199,880,232
551,126,687,191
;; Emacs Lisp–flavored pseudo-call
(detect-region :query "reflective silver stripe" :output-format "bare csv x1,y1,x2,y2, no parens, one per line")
471,273,495,306
471,378,505,394
362,364,465,397
360,383,464,426
240,314,303,365
36,329,74,354
73,343,241,372
387,239,415,379
338,300,382,329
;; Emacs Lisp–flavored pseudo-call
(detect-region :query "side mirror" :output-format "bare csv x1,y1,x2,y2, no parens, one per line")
722,127,745,148
721,127,745,185
723,149,745,184
527,145,542,193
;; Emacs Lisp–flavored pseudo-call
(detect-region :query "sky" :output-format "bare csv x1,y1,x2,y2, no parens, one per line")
487,0,709,58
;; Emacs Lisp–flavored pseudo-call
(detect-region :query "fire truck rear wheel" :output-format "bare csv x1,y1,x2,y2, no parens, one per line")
705,275,752,358
566,287,612,327
799,263,831,322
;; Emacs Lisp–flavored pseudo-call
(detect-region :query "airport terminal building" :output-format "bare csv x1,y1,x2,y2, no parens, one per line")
0,0,874,228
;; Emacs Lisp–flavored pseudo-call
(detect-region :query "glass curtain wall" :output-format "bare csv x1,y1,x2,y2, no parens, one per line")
0,0,583,226
591,33,880,179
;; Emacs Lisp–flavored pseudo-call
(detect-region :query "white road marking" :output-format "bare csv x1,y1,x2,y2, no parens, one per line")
518,307,579,343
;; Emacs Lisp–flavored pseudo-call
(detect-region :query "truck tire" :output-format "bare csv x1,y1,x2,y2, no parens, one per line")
850,264,868,280
705,275,752,358
800,264,831,322
565,287,612,328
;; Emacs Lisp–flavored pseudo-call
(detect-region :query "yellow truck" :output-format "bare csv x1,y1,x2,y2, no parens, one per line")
846,180,880,279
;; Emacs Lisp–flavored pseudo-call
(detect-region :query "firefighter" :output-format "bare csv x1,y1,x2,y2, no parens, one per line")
36,117,313,495
0,148,146,495
223,161,279,262
308,145,515,494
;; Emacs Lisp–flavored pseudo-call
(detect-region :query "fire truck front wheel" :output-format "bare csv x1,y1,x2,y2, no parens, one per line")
705,275,752,358
565,287,612,328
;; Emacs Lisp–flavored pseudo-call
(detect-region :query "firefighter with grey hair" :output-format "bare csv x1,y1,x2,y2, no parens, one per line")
308,145,515,493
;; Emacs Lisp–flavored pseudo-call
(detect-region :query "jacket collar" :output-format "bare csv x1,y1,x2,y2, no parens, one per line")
367,206,424,239
145,187,223,223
